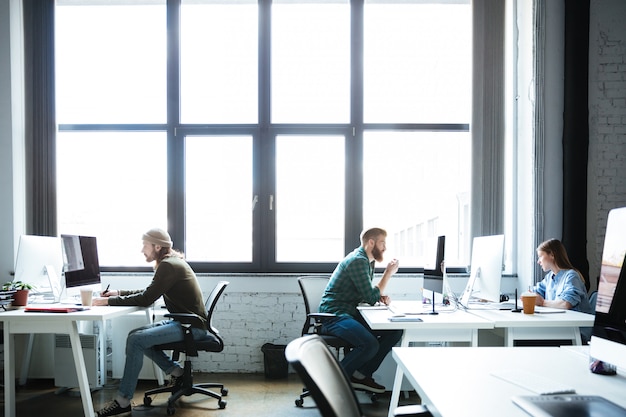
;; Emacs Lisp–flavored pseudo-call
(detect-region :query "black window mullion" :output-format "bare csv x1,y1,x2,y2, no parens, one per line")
167,0,185,251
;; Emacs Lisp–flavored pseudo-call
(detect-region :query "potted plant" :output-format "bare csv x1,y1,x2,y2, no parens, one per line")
2,281,34,306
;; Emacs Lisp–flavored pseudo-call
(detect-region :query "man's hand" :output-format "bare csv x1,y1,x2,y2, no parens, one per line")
385,258,400,275
379,295,391,305
91,297,109,306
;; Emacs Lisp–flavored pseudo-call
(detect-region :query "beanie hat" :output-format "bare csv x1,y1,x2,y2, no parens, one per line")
142,228,172,248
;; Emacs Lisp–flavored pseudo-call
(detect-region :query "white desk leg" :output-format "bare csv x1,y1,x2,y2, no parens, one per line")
19,333,34,386
504,328,514,347
387,364,405,417
574,328,582,346
98,319,106,387
387,333,410,417
4,323,16,417
68,321,95,417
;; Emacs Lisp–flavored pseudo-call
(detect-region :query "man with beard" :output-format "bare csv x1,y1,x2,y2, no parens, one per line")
91,228,209,417
318,227,403,393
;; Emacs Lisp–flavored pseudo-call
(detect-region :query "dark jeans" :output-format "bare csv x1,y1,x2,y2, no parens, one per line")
321,315,403,379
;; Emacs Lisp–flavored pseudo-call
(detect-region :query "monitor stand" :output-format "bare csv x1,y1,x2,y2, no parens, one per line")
511,288,522,313
429,298,439,315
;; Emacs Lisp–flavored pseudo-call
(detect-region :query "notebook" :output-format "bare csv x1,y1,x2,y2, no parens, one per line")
24,305,89,313
512,395,626,417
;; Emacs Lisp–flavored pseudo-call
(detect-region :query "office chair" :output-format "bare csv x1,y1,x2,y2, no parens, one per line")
286,335,432,417
581,290,598,344
296,276,355,407
143,281,229,415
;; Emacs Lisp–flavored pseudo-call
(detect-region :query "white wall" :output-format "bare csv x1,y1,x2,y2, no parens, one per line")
0,0,24,281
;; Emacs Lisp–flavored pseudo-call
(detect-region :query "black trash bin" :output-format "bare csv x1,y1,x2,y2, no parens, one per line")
261,343,288,379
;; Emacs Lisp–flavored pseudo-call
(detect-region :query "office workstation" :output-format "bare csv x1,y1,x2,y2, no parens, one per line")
1,305,142,417
382,207,626,417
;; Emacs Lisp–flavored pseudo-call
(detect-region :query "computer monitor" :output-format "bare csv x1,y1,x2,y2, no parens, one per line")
61,235,101,289
459,234,505,306
590,207,626,373
13,235,64,301
423,236,445,294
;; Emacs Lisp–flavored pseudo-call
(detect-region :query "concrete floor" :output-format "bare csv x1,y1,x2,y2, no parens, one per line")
2,373,420,417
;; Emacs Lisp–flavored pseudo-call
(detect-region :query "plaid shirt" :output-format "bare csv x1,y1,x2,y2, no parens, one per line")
319,246,381,318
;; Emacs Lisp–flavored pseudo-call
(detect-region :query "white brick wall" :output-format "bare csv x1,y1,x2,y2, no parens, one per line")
197,291,304,373
588,0,626,287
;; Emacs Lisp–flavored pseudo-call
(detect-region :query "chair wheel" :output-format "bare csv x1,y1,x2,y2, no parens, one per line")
166,405,176,415
369,393,378,403
295,398,304,407
143,396,152,406
218,400,227,409
221,387,229,396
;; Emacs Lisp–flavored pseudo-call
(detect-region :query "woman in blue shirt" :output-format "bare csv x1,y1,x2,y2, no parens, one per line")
534,239,593,313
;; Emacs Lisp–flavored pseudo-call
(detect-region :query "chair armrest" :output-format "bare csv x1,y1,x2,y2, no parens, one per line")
393,405,432,417
308,312,337,321
165,312,205,329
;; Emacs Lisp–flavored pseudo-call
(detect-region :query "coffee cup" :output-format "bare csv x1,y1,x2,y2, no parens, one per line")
80,289,93,307
521,292,537,314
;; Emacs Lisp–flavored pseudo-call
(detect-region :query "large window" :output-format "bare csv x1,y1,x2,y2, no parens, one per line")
55,0,471,273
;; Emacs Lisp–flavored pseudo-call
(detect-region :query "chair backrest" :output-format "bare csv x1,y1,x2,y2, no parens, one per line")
297,275,331,336
589,290,598,312
286,335,362,417
205,281,229,343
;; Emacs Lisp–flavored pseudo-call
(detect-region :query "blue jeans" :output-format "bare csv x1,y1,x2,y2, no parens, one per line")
321,315,403,379
118,319,209,400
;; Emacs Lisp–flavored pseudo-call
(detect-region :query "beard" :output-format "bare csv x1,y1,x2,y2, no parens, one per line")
144,248,157,263
372,245,384,263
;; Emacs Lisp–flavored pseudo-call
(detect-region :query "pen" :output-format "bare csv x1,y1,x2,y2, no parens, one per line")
103,284,110,295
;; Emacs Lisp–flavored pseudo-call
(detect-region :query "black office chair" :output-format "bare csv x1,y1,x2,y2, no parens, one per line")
296,276,354,407
286,335,432,417
143,281,229,415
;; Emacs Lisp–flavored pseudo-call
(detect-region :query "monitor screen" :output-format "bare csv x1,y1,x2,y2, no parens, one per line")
61,235,101,288
459,234,505,305
590,207,626,372
13,235,64,300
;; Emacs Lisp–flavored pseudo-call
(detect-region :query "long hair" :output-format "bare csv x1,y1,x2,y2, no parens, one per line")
537,238,586,284
154,246,184,267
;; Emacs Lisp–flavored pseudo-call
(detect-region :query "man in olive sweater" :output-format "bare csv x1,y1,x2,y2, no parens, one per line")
93,228,208,417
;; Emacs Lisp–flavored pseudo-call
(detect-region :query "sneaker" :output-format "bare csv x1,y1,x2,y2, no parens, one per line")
350,375,386,393
95,400,131,417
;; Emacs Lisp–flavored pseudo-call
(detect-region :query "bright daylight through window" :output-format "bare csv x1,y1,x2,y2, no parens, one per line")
55,0,471,272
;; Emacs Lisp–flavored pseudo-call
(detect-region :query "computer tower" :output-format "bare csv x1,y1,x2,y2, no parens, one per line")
54,333,101,388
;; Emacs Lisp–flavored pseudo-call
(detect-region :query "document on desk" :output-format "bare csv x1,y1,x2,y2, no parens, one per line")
24,305,89,313
491,369,575,395
533,306,566,314
388,316,423,322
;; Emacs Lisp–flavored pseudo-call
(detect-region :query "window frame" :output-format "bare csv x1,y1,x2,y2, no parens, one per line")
54,0,472,274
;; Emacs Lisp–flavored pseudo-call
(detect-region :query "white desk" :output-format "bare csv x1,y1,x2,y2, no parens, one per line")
392,346,626,417
359,302,494,417
359,304,494,348
1,306,140,417
466,308,595,346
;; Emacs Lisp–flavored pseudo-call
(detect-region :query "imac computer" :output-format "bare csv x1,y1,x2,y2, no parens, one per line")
423,235,445,294
61,235,101,295
589,206,626,373
459,234,505,308
13,235,64,302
